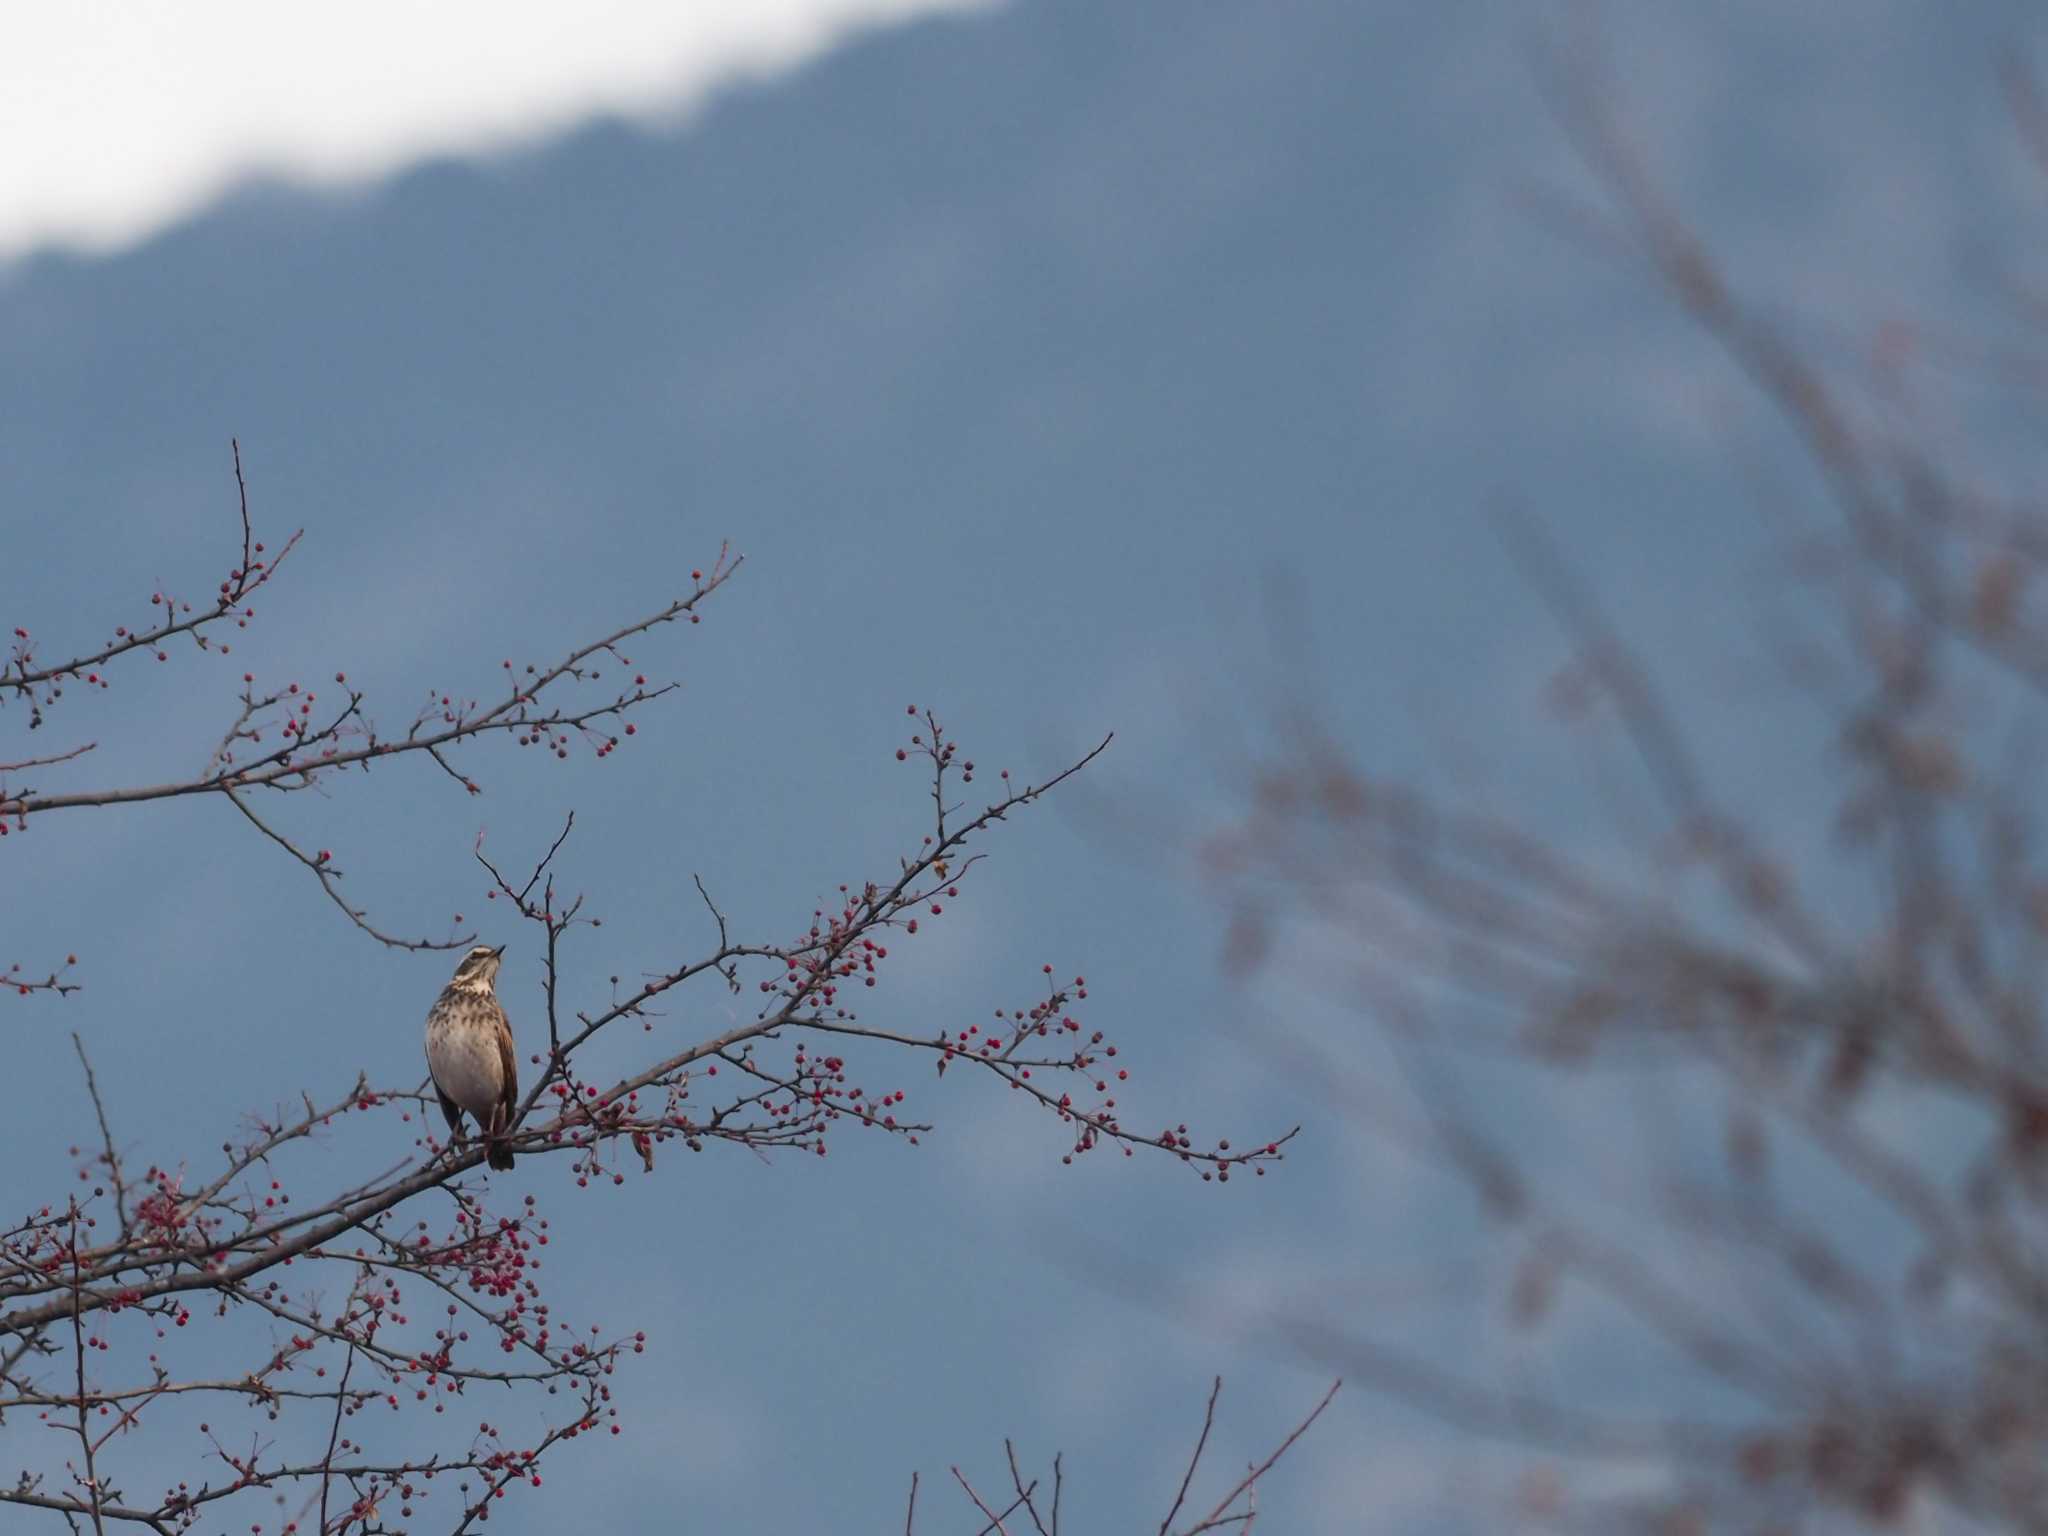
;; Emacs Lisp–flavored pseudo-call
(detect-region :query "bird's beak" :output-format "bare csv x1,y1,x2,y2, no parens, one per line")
491,945,506,959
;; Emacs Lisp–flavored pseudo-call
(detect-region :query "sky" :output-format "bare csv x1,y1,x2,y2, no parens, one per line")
5,2,2048,1532
0,0,986,260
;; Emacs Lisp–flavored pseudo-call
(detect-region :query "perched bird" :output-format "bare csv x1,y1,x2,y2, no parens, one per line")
425,943,518,1171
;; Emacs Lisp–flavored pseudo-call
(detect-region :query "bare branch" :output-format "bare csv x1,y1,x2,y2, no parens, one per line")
1176,1380,1341,1536
1158,1377,1222,1535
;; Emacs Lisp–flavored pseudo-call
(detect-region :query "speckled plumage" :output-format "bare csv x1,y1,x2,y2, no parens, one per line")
425,945,518,1171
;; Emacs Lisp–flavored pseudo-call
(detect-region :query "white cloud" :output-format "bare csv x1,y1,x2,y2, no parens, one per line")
0,0,993,262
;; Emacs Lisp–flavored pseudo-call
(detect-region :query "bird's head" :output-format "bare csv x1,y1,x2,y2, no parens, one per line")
449,944,506,990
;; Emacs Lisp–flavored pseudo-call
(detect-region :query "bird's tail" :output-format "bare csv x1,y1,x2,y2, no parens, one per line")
487,1139,515,1172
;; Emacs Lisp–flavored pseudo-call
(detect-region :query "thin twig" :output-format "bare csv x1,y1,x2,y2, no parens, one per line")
1178,1380,1341,1536
71,1034,129,1236
1159,1377,1222,1535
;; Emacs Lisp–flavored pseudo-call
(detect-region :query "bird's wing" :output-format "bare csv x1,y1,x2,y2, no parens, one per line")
495,1003,519,1134
423,1001,450,1094
434,1084,465,1137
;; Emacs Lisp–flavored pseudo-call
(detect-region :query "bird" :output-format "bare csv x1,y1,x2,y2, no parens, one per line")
425,943,518,1171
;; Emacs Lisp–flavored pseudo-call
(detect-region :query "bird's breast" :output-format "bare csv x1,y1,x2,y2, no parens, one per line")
425,999,508,1119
